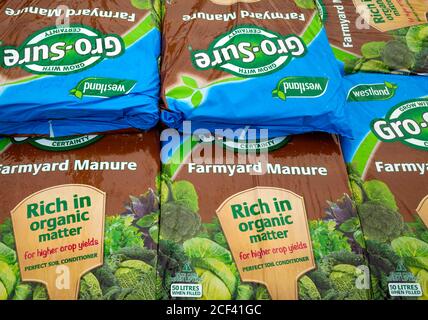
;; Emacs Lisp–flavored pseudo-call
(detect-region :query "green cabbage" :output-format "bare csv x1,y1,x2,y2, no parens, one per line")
329,264,369,300
196,268,231,300
361,42,386,59
0,261,16,299
255,285,271,300
114,260,157,300
32,284,48,300
172,180,199,213
363,180,398,211
183,238,232,265
79,272,102,300
12,283,32,300
115,260,153,288
359,60,390,73
184,238,237,299
406,25,428,53
392,236,428,258
0,242,16,264
236,284,254,300
298,276,321,300
416,269,428,300
193,258,237,295
0,282,7,300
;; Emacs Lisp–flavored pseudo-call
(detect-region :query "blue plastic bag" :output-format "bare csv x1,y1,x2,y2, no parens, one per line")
160,0,351,138
341,73,428,164
0,1,160,136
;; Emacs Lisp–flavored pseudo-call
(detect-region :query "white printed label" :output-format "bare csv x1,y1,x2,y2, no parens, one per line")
170,283,203,298
388,283,423,297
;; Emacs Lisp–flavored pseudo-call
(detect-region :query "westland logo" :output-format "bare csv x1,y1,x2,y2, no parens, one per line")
371,99,428,151
11,135,102,151
347,82,398,102
0,24,125,75
273,76,329,101
191,25,307,77
70,77,137,99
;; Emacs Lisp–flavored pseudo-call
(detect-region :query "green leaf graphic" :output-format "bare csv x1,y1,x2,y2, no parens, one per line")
166,86,194,99
182,76,198,89
75,91,83,99
277,91,286,101
385,81,398,89
191,91,203,107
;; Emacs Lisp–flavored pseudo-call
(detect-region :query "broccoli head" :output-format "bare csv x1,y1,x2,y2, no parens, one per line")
92,264,118,291
160,202,202,243
381,40,415,70
357,201,404,242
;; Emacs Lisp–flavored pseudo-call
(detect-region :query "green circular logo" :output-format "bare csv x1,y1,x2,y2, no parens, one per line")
191,25,307,77
1,24,124,75
371,99,428,151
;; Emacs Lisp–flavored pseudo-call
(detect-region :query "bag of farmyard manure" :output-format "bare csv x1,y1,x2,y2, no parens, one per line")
318,0,428,75
157,131,371,300
160,0,350,138
0,131,161,300
0,0,161,137
341,73,428,300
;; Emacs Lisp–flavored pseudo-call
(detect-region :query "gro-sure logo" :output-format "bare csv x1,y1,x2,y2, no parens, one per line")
191,25,307,77
371,99,428,151
0,24,125,75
